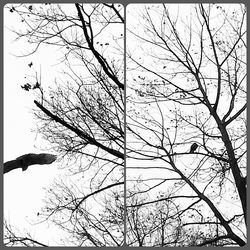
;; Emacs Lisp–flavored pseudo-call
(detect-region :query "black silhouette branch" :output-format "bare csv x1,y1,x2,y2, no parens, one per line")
4,153,57,174
34,100,124,159
197,235,234,247
75,3,124,90
74,181,124,211
103,4,124,23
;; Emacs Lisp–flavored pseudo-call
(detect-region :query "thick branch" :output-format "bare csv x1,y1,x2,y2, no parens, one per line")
34,100,124,159
103,4,124,23
167,154,245,246
4,153,56,174
75,3,124,90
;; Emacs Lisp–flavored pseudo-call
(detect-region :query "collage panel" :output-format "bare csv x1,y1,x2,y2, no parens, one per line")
2,2,247,248
126,3,246,247
4,3,124,247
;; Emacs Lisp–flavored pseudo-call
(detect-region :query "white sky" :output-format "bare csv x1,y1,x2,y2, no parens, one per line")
3,6,68,245
125,3,246,240
3,3,125,246
3,3,246,245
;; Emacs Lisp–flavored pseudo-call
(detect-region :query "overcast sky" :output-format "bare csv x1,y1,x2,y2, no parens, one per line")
3,3,125,245
3,3,246,246
4,6,66,245
125,4,246,242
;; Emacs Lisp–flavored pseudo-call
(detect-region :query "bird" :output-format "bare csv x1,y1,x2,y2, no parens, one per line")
189,143,198,153
4,153,57,174
28,62,33,67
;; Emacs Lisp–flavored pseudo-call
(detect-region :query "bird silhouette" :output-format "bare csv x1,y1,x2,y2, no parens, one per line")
189,143,198,153
4,153,57,174
28,62,33,67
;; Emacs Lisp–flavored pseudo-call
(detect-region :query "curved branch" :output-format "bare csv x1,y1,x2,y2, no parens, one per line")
34,100,124,159
75,3,124,90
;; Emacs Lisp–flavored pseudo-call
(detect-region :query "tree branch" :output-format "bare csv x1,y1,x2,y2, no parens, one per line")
34,100,124,159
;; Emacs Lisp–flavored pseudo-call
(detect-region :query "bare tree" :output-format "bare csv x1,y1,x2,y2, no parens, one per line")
126,183,182,247
4,220,48,247
4,3,124,246
126,181,231,247
126,3,246,246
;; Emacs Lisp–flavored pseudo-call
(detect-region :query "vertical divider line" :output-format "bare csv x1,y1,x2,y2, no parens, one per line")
123,3,127,247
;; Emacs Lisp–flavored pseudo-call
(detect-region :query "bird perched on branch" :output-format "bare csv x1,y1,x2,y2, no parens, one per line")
189,143,198,153
4,153,57,174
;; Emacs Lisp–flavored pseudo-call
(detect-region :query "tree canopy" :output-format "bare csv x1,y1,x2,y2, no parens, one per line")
3,3,246,247
126,3,246,246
